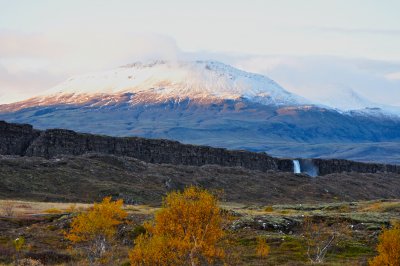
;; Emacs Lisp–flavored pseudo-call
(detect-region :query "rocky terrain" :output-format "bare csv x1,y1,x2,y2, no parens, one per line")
1,153,400,204
1,121,400,177
0,120,399,205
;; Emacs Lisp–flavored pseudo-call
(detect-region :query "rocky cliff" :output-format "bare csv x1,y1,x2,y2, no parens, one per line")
0,121,40,156
1,120,399,176
311,158,400,176
0,121,293,172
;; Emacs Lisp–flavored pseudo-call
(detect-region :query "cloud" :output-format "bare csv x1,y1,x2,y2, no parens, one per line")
316,27,400,36
0,30,58,58
229,55,400,108
0,30,399,108
0,31,183,103
385,72,400,81
0,63,65,103
0,30,183,71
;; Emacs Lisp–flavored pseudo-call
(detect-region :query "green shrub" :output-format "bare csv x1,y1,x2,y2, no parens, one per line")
131,225,146,239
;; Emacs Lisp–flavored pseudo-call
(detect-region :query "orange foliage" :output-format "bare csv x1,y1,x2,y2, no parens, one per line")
256,236,270,258
129,186,225,266
369,221,400,266
130,234,183,265
65,197,127,261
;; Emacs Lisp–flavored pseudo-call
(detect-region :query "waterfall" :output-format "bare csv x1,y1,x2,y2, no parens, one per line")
293,160,301,174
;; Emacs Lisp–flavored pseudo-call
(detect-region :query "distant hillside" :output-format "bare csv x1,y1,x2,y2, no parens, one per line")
1,61,400,164
1,154,400,204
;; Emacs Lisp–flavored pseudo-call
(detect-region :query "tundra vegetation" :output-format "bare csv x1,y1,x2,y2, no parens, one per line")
0,190,399,265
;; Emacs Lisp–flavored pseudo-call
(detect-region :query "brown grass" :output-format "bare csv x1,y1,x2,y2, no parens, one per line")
0,200,158,217
0,200,15,217
360,201,400,213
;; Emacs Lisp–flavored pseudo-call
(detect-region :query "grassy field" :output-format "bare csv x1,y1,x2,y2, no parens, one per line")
0,199,399,265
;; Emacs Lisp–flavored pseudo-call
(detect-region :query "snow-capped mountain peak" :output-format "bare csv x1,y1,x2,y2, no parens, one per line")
2,60,399,117
1,60,400,164
41,60,309,106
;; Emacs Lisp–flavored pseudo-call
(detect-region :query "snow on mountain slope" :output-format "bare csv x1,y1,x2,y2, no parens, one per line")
38,60,309,106
310,85,400,117
1,60,399,118
312,86,374,111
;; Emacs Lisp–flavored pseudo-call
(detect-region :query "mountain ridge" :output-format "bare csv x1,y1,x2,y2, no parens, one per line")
1,60,400,164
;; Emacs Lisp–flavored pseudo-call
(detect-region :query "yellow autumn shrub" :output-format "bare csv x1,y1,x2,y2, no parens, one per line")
129,186,225,266
256,236,270,258
369,221,400,266
65,197,127,262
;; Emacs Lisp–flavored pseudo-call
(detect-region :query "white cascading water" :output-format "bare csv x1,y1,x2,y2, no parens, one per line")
293,160,301,174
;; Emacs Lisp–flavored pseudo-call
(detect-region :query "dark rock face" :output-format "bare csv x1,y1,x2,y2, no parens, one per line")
312,158,400,175
0,120,399,176
1,120,293,172
24,128,293,172
0,121,40,156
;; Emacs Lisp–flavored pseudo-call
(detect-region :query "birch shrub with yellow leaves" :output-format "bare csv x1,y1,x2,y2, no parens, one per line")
369,220,400,266
129,186,225,266
65,197,127,263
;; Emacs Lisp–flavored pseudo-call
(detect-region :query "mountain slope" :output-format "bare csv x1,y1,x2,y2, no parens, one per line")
0,61,308,113
311,86,400,117
0,60,399,164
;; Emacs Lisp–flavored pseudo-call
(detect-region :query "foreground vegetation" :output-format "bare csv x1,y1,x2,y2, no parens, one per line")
0,189,399,265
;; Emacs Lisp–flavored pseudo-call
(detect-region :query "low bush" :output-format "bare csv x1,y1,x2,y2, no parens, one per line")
264,206,274,212
1,201,15,217
369,221,400,266
256,236,270,258
131,225,146,239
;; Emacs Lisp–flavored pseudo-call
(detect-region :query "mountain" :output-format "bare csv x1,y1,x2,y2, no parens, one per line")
313,86,379,110
1,61,309,111
311,85,400,117
1,60,400,164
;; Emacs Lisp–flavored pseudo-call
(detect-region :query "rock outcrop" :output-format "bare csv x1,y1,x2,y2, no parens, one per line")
0,121,293,172
1,120,399,176
0,121,40,156
312,158,400,175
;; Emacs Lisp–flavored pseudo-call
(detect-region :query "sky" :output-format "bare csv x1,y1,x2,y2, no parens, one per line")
0,0,400,106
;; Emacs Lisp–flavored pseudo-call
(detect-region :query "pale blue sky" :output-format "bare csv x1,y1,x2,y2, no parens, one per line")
0,0,400,105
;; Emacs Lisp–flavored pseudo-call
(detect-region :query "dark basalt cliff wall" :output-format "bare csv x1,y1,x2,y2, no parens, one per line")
0,121,40,156
311,158,400,176
1,120,399,175
0,121,292,172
